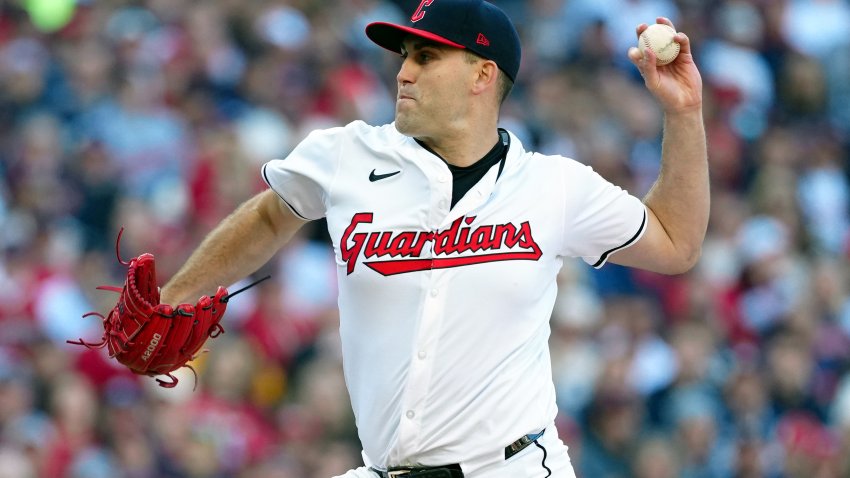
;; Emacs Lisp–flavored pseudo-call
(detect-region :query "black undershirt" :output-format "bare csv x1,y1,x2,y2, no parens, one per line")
415,128,509,208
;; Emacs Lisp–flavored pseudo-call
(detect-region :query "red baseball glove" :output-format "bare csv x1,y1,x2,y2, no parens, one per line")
69,230,230,388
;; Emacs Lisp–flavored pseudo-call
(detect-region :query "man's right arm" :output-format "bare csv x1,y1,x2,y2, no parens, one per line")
160,189,308,304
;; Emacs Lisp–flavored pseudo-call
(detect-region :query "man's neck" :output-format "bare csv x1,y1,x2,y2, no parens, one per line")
416,126,501,168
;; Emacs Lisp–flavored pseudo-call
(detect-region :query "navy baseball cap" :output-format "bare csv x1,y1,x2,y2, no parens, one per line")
366,0,521,82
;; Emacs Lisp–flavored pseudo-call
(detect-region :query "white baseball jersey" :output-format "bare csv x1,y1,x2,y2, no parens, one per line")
262,121,646,473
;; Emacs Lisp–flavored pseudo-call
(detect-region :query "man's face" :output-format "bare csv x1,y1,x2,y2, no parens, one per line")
394,37,473,138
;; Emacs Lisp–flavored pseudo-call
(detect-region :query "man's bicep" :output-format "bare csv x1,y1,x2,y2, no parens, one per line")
607,206,682,273
256,189,310,246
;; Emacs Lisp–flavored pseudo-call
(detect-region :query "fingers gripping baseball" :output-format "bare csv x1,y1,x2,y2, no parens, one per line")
628,17,703,113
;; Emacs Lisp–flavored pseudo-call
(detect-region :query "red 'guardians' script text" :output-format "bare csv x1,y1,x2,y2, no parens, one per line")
340,213,542,276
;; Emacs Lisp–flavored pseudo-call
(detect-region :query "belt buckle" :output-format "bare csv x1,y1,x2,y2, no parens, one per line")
388,471,410,477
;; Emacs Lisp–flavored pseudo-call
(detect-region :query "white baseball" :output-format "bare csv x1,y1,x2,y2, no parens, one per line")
639,23,680,66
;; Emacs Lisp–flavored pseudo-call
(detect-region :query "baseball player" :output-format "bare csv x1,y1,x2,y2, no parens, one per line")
160,1,708,477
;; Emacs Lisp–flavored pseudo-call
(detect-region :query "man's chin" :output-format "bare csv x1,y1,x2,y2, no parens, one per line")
393,118,417,137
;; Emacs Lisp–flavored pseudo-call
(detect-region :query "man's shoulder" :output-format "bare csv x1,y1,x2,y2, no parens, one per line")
509,143,583,172
505,145,609,189
349,120,407,141
305,120,407,147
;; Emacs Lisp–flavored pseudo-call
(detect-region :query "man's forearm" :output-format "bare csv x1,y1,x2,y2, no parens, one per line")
161,189,307,304
644,108,709,267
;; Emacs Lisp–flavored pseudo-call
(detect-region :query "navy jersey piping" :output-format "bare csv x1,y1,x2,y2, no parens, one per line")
592,208,648,268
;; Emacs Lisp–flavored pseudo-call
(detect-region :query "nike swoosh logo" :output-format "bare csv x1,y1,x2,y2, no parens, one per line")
369,169,401,182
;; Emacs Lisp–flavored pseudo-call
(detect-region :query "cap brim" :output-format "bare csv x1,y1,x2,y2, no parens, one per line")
365,22,465,54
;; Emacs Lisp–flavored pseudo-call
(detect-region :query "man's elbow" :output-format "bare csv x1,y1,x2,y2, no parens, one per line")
667,243,702,275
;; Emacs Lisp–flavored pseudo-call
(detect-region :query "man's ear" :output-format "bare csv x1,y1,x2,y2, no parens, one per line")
471,60,499,96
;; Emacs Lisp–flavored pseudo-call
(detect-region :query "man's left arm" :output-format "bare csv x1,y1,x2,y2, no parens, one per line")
609,17,709,275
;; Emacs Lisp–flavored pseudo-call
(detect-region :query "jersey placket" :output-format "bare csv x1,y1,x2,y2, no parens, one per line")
443,162,501,225
392,153,454,461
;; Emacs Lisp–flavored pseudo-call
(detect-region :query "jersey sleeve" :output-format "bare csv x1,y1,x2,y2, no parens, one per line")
261,126,345,220
560,160,648,268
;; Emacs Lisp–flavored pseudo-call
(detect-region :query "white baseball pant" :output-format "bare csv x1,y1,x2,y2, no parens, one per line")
333,423,576,478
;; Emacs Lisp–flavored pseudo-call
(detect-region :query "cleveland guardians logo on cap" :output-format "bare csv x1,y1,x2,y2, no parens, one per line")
411,0,435,22
365,0,522,82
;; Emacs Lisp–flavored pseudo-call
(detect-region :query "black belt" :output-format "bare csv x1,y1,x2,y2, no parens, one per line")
371,429,545,478
504,429,545,459
370,464,463,478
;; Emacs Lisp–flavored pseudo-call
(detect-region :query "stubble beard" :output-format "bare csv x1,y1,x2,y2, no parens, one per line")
394,107,420,137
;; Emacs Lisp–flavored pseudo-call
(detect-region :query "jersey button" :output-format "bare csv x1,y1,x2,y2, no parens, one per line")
439,174,450,183
439,200,448,209
406,410,416,419
430,288,439,297
418,351,427,360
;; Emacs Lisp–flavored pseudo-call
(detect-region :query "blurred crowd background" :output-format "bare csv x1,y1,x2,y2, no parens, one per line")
0,0,849,477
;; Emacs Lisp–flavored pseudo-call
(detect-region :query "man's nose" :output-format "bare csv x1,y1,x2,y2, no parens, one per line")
396,57,416,85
